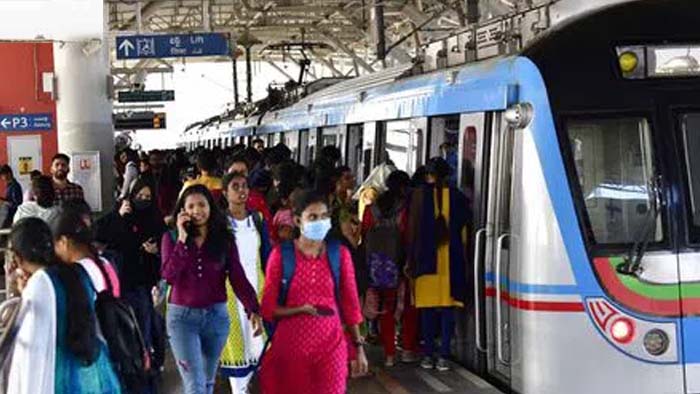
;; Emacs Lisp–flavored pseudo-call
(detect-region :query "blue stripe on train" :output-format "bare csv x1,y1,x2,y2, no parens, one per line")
483,272,580,295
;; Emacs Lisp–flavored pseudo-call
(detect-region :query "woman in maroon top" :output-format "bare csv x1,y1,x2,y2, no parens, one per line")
161,184,262,394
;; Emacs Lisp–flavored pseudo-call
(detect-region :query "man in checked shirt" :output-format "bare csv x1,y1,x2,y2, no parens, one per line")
50,153,85,204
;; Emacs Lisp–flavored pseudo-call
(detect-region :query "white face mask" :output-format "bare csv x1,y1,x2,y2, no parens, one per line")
301,218,332,241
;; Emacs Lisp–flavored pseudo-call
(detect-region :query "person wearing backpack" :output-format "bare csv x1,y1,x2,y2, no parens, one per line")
161,184,262,394
259,189,367,394
219,172,270,394
7,218,121,394
361,170,419,367
52,207,153,392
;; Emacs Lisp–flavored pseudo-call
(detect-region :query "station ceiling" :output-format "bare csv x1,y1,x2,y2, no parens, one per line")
107,0,527,81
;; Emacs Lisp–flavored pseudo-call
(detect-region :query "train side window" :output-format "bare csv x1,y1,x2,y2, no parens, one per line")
383,119,425,174
429,115,460,185
321,126,340,147
679,113,700,242
565,117,661,245
346,124,364,179
284,131,300,161
384,120,411,172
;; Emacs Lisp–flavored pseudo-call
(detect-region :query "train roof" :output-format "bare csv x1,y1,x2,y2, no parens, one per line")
253,56,525,135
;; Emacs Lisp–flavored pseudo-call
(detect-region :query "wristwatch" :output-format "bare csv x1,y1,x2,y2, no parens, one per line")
352,337,366,348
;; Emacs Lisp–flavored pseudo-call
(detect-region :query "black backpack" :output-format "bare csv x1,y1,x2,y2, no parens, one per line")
89,258,151,391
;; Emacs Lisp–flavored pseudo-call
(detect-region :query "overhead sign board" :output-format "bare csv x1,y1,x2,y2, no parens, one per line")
116,33,230,60
0,113,52,131
114,112,166,130
118,90,175,103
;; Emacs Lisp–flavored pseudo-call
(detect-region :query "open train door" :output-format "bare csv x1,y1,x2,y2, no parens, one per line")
472,109,515,387
456,112,491,371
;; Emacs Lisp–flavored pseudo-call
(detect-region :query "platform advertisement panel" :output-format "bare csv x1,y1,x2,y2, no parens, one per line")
70,151,102,212
7,135,42,194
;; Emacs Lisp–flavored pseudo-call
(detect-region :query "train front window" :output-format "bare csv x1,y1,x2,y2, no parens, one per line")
680,113,700,242
566,117,661,245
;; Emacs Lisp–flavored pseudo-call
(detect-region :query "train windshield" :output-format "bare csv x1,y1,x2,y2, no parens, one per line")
566,117,661,245
680,113,700,241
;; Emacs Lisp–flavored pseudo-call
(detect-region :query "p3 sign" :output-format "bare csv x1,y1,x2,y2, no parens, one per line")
0,114,52,132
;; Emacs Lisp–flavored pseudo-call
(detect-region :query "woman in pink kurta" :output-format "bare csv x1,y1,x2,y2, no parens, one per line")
259,190,367,394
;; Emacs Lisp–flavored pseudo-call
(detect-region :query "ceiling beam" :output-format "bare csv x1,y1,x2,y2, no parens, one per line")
312,25,374,73
309,48,344,77
264,59,296,81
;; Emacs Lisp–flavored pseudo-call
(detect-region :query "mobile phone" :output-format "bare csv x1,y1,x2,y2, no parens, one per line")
314,305,335,316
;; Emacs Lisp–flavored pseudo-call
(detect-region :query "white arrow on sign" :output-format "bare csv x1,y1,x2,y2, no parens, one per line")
0,118,9,129
119,39,135,57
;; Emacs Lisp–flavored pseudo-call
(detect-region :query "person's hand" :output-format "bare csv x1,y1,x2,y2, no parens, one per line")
351,347,369,377
250,313,264,337
142,239,158,255
299,304,318,316
15,268,30,294
119,199,132,217
176,210,191,242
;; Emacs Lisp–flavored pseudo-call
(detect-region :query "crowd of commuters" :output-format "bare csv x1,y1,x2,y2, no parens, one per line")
0,137,471,394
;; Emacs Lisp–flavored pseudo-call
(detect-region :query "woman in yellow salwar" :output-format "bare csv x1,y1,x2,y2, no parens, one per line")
221,172,271,394
407,157,470,372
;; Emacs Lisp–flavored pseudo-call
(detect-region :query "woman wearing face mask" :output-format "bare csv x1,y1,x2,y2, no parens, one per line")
259,189,367,394
161,184,262,394
7,218,121,394
95,177,166,390
219,172,271,394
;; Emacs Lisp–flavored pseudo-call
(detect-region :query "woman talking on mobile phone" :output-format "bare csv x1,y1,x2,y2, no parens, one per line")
161,184,262,394
259,189,367,394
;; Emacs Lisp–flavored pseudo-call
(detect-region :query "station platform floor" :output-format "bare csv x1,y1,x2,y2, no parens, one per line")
161,346,504,394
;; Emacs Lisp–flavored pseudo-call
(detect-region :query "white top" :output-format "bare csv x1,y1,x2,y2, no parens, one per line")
119,161,139,199
231,216,261,292
12,202,57,224
8,270,56,394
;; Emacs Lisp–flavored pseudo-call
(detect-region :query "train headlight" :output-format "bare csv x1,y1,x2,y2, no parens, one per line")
643,329,669,356
610,317,635,344
619,51,639,74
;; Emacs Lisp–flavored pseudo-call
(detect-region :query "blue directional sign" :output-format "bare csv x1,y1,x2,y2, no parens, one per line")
0,114,52,132
116,33,230,60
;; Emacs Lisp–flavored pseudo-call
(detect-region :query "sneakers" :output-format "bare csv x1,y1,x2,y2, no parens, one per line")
401,351,420,364
435,357,451,372
384,356,396,368
420,357,434,369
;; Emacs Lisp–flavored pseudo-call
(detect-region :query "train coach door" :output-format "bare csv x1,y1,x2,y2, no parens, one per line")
457,112,491,372
482,112,515,385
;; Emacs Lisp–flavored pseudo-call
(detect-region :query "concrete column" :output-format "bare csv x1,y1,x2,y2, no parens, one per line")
54,40,114,212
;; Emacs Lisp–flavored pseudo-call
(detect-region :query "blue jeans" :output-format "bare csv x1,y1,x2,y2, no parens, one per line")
167,303,230,394
421,307,456,358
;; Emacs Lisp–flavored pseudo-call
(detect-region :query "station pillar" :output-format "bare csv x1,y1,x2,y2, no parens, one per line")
53,35,114,212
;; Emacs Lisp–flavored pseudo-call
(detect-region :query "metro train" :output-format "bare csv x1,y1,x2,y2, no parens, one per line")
179,1,700,392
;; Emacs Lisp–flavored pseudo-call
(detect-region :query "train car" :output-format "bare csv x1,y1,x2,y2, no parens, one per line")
181,1,700,392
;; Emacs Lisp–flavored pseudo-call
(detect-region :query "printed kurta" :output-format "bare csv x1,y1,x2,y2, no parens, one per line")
220,215,266,381
259,244,363,394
